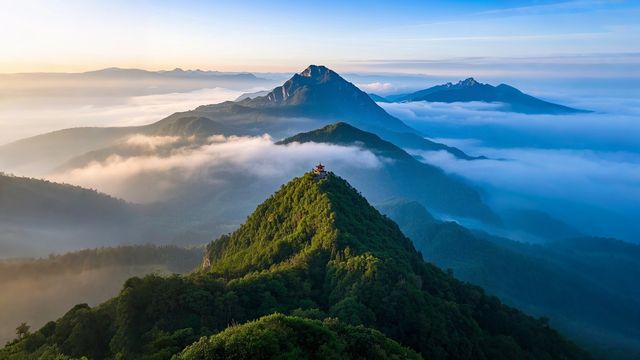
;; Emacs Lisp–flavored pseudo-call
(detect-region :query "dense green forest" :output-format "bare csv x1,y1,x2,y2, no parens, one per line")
1,173,587,359
176,313,421,360
378,199,640,359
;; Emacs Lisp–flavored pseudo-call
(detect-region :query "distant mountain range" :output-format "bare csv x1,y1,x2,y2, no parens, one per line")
0,65,481,177
0,67,275,100
4,67,266,82
0,66,497,259
371,77,588,114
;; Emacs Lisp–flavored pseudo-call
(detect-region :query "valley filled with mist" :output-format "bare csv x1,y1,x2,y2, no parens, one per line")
1,58,639,360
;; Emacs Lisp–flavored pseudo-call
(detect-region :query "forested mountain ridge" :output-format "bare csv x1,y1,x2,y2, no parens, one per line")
378,199,640,359
2,172,588,359
176,313,422,360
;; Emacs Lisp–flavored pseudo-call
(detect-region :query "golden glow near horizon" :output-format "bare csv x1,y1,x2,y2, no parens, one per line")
0,1,638,74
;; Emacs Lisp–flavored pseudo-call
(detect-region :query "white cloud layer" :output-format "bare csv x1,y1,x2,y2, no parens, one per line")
49,135,383,203
380,97,640,152
415,148,640,214
381,97,640,240
0,87,248,145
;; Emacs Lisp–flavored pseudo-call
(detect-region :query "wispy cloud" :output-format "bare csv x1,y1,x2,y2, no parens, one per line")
479,0,612,16
356,82,395,93
344,53,640,78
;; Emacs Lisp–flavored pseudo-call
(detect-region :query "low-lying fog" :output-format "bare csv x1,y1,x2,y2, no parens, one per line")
0,72,280,145
377,83,640,242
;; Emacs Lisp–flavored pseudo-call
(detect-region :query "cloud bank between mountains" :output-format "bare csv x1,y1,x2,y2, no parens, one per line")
0,87,249,145
49,134,383,203
380,98,640,240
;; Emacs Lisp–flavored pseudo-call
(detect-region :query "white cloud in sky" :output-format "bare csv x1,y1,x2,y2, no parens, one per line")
356,82,395,93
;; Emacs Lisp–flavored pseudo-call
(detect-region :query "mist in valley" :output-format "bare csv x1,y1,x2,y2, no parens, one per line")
0,245,202,345
1,68,639,358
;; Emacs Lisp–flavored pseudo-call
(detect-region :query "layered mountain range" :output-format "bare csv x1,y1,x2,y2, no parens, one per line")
0,65,636,358
379,199,640,358
0,65,495,258
0,65,481,175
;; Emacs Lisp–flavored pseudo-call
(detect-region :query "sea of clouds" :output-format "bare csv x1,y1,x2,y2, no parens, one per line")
379,94,640,241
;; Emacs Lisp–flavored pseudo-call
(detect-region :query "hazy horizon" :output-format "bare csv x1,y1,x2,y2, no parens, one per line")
2,1,639,74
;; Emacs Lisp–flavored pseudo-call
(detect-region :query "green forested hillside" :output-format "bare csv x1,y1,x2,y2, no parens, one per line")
176,313,421,360
1,173,587,359
378,199,640,359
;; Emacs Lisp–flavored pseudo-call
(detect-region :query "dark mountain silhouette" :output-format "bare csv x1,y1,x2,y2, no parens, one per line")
379,78,588,114
278,122,496,222
2,172,588,359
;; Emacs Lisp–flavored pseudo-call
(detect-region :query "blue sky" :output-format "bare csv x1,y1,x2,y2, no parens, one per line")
0,0,638,73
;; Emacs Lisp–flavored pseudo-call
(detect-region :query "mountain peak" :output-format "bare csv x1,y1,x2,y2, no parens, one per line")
457,77,480,87
391,77,587,114
203,171,418,277
241,65,415,134
278,122,412,160
300,64,331,78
